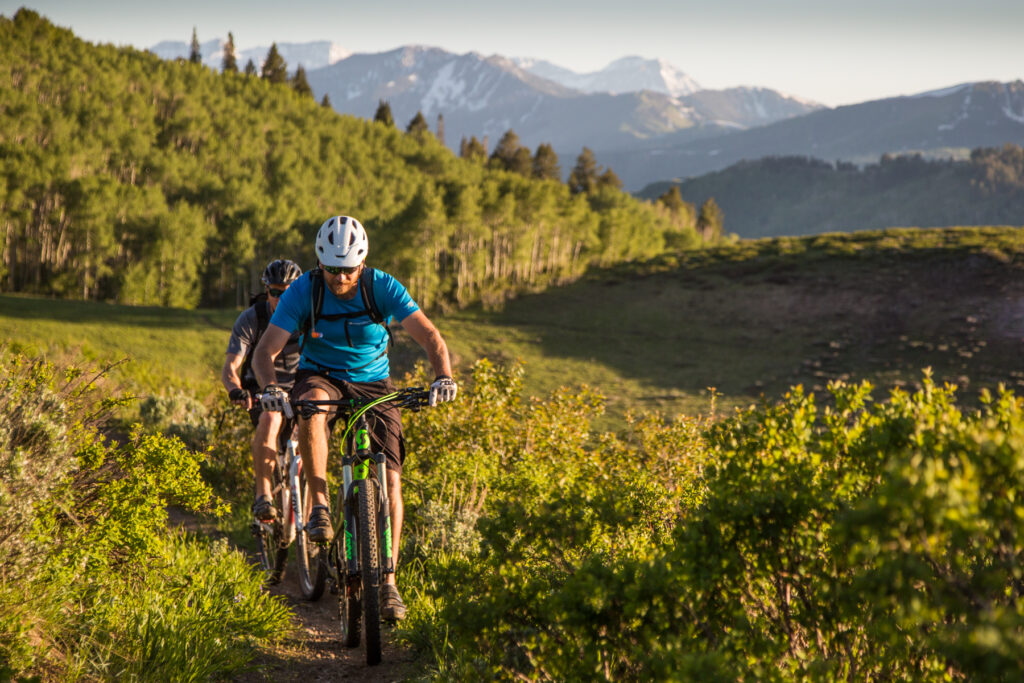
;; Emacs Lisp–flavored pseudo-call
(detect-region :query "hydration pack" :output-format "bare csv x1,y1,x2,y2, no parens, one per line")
300,267,392,369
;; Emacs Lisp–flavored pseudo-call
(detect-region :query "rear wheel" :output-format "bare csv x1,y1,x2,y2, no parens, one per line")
295,470,326,600
358,478,382,666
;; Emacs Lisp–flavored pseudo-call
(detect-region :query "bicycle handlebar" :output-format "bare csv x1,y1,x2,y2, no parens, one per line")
289,387,430,419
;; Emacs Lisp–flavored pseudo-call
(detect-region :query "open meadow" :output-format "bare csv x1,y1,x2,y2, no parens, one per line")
6,226,1022,425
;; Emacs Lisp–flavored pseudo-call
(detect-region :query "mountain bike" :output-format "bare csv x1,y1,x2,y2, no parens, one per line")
249,413,327,600
291,386,430,666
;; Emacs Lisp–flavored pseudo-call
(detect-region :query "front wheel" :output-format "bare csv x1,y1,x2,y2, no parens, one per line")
339,508,361,648
358,477,382,666
294,470,326,600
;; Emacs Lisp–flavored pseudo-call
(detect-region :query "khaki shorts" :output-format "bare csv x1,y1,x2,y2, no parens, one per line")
291,370,406,474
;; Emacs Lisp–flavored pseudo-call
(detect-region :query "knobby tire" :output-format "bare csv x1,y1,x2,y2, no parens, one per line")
358,477,382,666
339,499,360,648
295,470,326,600
256,477,288,584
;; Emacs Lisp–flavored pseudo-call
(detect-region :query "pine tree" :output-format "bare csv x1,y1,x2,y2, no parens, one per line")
596,167,623,191
568,147,599,194
243,58,257,76
697,197,724,243
373,99,394,127
406,111,429,137
489,129,531,176
291,65,313,98
460,136,487,163
532,143,561,181
189,27,202,64
321,93,333,109
261,43,288,84
222,31,238,72
436,113,445,146
657,186,686,214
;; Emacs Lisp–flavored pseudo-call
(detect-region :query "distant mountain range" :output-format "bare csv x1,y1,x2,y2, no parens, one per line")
149,39,1024,193
151,39,820,180
608,81,1024,189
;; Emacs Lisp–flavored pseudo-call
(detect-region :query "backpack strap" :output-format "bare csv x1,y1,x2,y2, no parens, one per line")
359,266,383,324
254,298,270,336
359,266,392,349
241,299,272,392
299,268,324,355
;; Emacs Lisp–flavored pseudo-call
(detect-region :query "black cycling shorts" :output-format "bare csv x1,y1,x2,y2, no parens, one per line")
291,370,406,475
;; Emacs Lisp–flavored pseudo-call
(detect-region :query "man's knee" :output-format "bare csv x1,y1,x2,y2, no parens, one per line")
297,387,331,434
254,411,282,449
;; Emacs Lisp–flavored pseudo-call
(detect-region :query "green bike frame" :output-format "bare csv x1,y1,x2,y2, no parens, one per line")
338,393,399,582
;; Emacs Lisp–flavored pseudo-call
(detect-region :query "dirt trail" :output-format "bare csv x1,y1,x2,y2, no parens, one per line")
167,508,423,682
240,559,423,682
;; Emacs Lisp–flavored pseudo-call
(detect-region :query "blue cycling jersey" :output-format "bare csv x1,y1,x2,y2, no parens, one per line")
270,269,419,382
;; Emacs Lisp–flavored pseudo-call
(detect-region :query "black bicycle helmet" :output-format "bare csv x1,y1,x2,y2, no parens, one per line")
261,258,302,286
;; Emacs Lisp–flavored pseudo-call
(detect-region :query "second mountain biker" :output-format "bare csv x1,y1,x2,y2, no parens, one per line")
253,215,457,621
221,258,303,522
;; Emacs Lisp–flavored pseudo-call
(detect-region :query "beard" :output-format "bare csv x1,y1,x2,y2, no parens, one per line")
326,276,359,299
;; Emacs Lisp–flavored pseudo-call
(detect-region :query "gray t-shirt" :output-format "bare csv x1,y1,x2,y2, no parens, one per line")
227,303,301,390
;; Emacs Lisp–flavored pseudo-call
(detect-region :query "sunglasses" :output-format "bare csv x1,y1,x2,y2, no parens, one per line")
267,287,287,298
322,264,360,276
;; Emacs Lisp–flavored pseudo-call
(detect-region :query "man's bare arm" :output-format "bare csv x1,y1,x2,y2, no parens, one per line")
400,310,452,378
221,352,252,408
253,323,293,389
221,352,245,393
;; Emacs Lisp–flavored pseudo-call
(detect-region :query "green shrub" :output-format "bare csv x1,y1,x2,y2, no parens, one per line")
399,365,1024,681
0,346,290,678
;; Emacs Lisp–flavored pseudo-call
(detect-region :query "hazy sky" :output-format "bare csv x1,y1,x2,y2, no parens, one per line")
5,0,1023,107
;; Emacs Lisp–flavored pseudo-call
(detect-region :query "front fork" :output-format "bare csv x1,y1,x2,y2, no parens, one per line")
341,423,395,592
285,438,301,545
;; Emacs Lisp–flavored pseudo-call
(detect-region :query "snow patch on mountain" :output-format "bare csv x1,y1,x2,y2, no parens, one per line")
938,88,973,131
514,55,701,97
422,60,466,113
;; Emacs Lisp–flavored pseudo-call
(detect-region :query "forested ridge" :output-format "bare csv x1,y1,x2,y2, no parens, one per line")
0,9,701,310
639,147,1024,238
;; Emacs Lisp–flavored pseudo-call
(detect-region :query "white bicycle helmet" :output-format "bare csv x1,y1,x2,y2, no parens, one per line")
315,215,368,267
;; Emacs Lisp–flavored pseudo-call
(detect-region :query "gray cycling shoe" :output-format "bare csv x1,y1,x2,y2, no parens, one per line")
252,494,277,522
381,584,407,621
307,505,334,543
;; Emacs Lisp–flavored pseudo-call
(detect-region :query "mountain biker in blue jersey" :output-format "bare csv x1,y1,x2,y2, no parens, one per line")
253,215,456,621
221,258,303,522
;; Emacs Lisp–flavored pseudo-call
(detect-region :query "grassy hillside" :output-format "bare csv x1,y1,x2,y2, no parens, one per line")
5,226,1023,427
441,226,1024,421
0,294,235,397
637,147,1024,238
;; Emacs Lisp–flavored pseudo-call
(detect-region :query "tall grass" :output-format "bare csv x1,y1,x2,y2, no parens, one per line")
0,346,292,679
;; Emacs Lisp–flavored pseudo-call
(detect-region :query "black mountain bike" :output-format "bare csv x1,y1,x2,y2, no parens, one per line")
292,387,429,666
250,413,326,600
